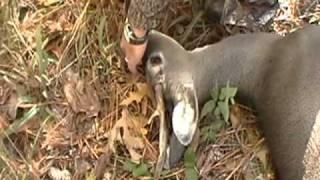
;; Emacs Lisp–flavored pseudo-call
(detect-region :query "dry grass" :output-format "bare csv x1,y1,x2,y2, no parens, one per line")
0,0,319,180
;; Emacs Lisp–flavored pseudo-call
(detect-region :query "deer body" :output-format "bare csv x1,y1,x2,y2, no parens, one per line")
144,25,320,179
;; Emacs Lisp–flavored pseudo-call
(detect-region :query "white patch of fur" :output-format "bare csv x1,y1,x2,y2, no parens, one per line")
191,45,210,53
172,101,196,146
303,110,320,179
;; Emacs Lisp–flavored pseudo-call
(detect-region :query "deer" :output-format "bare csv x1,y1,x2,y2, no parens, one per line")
144,25,320,179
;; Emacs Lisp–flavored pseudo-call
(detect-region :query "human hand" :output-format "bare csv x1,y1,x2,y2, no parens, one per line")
120,27,148,74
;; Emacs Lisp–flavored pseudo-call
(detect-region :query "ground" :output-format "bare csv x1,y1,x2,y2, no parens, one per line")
0,0,319,180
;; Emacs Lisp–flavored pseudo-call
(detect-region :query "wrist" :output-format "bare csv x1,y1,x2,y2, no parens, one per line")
123,18,149,45
132,27,147,38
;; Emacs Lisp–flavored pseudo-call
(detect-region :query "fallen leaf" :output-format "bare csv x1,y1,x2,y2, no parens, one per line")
73,158,91,180
48,167,71,180
230,103,257,128
94,150,112,180
42,123,72,149
6,91,19,120
230,104,242,128
120,83,153,106
0,113,9,130
108,109,147,161
0,80,11,105
255,144,269,169
225,159,238,171
45,37,63,59
63,70,101,117
0,80,18,119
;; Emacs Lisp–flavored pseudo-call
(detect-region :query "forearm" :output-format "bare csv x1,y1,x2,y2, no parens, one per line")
127,0,170,31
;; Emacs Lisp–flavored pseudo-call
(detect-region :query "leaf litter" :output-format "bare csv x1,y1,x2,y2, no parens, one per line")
108,108,149,162
63,69,101,117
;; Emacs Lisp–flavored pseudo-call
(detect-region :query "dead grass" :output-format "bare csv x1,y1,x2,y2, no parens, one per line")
0,0,319,179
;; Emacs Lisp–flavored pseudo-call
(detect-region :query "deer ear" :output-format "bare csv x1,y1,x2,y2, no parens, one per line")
171,84,199,146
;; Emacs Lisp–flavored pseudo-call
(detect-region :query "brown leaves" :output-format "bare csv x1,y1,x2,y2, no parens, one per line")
230,103,255,128
0,113,9,130
198,102,273,179
108,109,149,162
120,83,154,106
42,122,72,149
0,80,18,120
63,70,101,117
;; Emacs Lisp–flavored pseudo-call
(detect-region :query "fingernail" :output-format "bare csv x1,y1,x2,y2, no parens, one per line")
125,57,129,62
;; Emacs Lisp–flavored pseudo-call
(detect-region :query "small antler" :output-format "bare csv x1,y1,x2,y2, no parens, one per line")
149,84,168,180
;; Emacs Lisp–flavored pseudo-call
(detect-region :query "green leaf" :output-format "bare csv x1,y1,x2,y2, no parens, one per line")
123,160,137,172
219,88,226,100
218,100,229,123
220,87,237,100
185,167,198,180
184,148,196,168
4,106,40,136
184,148,198,180
201,118,225,142
201,126,216,142
210,86,219,102
214,106,221,117
212,118,225,131
200,100,216,119
98,15,107,50
35,26,48,75
132,162,150,177
123,161,150,177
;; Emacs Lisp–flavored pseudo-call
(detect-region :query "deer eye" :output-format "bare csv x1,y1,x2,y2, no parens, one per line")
149,56,163,67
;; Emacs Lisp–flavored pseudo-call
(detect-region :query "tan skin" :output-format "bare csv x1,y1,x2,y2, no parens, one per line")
120,27,148,74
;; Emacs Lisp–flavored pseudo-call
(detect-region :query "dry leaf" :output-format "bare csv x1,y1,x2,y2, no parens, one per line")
230,103,255,128
225,159,239,171
120,83,153,106
73,158,91,180
0,80,11,105
0,80,18,119
63,70,101,117
255,144,269,169
94,150,112,180
230,104,242,128
48,167,71,180
45,37,63,59
42,123,72,149
108,109,148,161
0,113,9,130
45,13,73,33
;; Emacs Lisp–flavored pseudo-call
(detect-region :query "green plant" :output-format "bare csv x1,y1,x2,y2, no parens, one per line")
200,82,238,141
184,148,198,180
123,160,151,178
